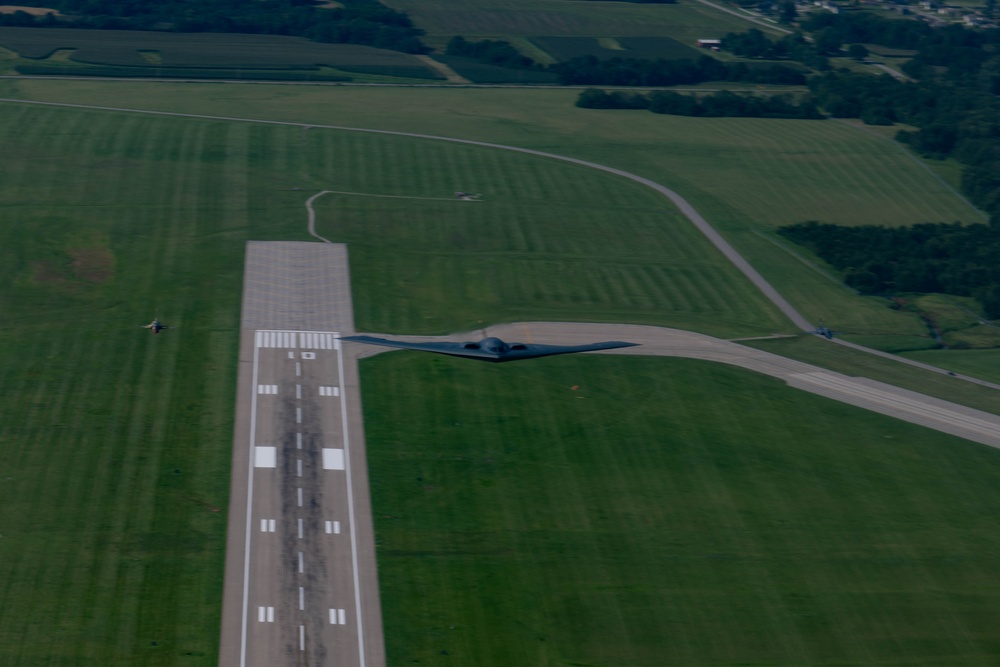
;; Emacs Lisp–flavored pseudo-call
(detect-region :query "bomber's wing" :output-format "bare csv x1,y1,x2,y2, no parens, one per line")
505,340,640,361
339,335,502,360
341,335,638,362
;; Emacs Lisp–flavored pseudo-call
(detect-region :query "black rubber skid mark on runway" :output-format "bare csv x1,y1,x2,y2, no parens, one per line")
279,390,329,666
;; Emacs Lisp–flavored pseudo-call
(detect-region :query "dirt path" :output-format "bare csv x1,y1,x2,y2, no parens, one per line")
415,55,470,84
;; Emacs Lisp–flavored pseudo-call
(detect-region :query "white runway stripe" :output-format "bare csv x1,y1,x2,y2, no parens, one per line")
319,386,340,397
257,384,278,395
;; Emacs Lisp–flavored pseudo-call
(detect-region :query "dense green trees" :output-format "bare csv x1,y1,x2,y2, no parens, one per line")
552,54,806,86
779,221,1000,317
721,29,831,70
445,36,537,69
0,0,430,52
576,87,823,119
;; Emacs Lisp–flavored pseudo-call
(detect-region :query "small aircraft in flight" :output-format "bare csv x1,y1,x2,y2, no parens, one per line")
340,335,638,363
141,319,171,334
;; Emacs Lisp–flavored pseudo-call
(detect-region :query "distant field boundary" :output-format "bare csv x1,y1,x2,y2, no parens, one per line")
0,95,814,331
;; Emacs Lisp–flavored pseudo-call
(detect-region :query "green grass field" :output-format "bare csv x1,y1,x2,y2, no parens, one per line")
0,27,444,82
2,71,1000,667
0,96,798,664
364,352,1000,666
0,81,985,347
382,0,778,43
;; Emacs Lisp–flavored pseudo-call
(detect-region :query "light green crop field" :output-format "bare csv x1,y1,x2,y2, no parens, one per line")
364,352,1000,666
382,0,776,42
0,80,986,346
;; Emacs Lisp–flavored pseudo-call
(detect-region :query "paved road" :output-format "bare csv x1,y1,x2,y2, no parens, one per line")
220,242,383,667
350,322,1000,450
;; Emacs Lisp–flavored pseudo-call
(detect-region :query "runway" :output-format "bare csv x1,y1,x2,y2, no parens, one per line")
219,242,382,667
220,249,1000,667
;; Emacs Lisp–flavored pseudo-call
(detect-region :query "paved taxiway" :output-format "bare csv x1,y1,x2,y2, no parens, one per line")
352,322,1000,450
220,242,382,667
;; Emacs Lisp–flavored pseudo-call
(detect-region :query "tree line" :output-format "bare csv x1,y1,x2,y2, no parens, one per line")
778,221,1000,317
576,88,823,119
0,0,430,53
551,54,806,86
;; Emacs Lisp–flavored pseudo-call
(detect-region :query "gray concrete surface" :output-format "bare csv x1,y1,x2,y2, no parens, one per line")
221,242,383,667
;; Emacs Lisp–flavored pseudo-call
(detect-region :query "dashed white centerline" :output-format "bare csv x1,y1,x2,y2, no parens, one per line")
297,459,303,477
299,624,305,651
296,384,302,399
299,551,304,573
296,407,302,424
295,362,301,377
297,487,303,507
299,586,305,610
298,517,304,539
296,432,302,449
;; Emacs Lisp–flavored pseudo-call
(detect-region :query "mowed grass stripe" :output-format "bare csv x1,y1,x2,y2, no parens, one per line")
364,353,1000,665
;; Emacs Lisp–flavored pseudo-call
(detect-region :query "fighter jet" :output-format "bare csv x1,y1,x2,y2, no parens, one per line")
340,335,638,363
141,319,170,334
812,320,840,339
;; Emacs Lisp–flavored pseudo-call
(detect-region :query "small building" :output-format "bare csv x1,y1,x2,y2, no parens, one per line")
696,39,722,48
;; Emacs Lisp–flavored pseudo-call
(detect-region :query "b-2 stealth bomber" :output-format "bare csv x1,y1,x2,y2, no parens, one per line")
340,335,638,363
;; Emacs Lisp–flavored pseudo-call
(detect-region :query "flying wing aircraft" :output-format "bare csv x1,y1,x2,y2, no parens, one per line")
141,319,170,334
340,335,638,363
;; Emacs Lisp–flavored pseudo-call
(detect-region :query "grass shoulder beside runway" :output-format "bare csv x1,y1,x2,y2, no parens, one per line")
363,352,1000,666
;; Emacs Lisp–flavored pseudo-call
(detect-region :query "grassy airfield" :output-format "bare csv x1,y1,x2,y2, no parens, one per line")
1,79,999,666
0,79,985,349
365,353,1000,666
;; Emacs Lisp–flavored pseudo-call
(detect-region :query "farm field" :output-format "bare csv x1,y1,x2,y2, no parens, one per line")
530,35,705,62
0,27,444,81
364,352,1000,666
382,0,774,43
0,80,986,349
